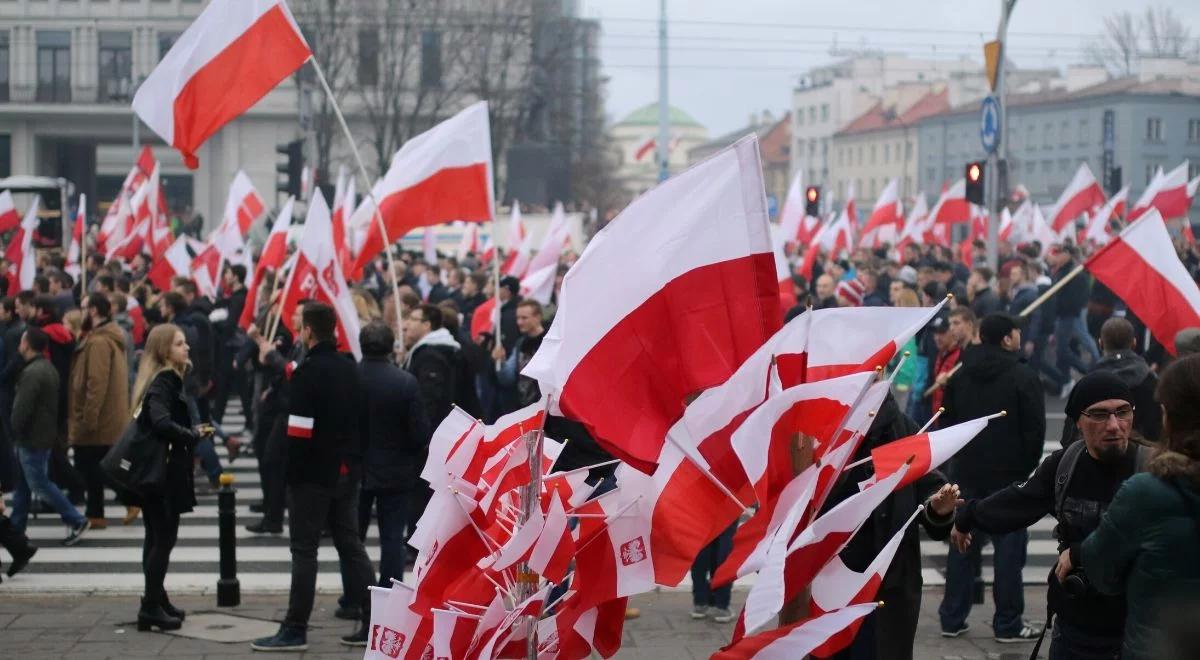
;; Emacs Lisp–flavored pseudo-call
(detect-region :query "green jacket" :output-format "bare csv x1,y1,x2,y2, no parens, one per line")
1081,471,1200,660
12,355,61,451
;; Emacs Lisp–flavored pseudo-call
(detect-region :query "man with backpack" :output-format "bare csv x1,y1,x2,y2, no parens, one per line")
951,371,1148,658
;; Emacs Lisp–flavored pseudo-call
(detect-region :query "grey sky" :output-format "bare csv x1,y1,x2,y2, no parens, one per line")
580,1,1200,135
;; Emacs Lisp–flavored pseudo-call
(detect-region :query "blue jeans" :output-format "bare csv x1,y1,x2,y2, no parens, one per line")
1055,314,1100,378
691,521,738,610
11,446,86,531
938,528,1028,636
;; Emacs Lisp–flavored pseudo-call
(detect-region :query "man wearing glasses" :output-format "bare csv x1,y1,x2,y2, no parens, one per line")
951,370,1150,659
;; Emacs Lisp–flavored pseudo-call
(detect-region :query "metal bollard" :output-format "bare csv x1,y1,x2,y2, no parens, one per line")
217,472,241,607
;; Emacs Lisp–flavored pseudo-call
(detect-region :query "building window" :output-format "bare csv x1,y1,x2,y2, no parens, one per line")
1060,120,1070,146
1146,117,1163,142
884,143,890,164
1146,163,1159,184
1078,119,1089,146
358,29,379,86
869,178,876,198
796,111,804,126
1027,123,1035,148
36,31,71,103
903,176,911,196
820,104,828,122
419,30,442,90
822,139,828,156
1059,158,1070,173
856,146,862,165
905,141,912,161
1189,119,1200,143
1042,124,1052,150
1190,162,1200,181
1028,161,1037,174
870,145,876,164
0,31,9,103
158,31,181,61
926,167,936,183
99,32,132,102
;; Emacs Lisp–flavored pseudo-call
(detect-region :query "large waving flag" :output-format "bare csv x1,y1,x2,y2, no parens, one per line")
859,178,902,249
0,190,19,232
930,178,969,225
278,191,362,358
522,135,780,474
1130,161,1193,221
713,603,880,660
350,102,494,274
132,0,311,169
1085,209,1200,355
239,196,294,330
8,197,40,291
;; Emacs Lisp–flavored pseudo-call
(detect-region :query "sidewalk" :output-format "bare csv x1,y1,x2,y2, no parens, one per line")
0,586,1046,659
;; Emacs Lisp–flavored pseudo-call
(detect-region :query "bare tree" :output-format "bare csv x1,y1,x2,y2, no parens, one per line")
1086,11,1140,77
292,0,356,189
1141,6,1195,58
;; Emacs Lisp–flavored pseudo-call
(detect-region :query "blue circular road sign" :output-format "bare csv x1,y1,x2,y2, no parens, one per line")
980,96,1001,154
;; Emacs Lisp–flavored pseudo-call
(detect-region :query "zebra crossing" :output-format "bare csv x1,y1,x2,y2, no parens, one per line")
1,401,1070,594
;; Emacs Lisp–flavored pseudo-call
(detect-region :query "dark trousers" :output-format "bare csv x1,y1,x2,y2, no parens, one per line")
141,497,181,605
938,528,1028,636
259,416,287,528
0,417,15,493
1049,616,1122,660
691,521,737,610
361,489,408,587
49,443,85,504
73,445,113,519
830,584,922,660
285,473,375,629
0,512,33,560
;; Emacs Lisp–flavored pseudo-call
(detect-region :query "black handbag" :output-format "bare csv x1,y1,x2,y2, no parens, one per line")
100,406,168,497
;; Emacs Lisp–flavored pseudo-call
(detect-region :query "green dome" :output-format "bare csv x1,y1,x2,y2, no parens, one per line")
617,103,703,128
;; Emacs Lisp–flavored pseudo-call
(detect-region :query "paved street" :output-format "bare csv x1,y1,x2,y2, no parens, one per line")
0,587,1048,659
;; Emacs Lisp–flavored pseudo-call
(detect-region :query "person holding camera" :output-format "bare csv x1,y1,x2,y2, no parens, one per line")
951,370,1150,659
129,323,211,632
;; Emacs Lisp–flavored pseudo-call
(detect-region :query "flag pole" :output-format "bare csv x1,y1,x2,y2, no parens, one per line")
493,217,503,371
267,253,298,344
307,56,405,341
1018,262,1085,318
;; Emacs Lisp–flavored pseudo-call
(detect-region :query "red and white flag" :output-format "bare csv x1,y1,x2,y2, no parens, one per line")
239,196,294,330
501,202,534,278
523,135,781,473
893,194,929,255
225,170,266,236
350,101,494,274
714,603,880,660
147,235,195,292
278,190,362,358
8,197,40,291
331,165,355,276
470,295,498,342
430,609,479,660
1082,186,1127,246
456,221,480,263
1086,208,1200,355
0,190,19,233
520,263,557,305
420,406,482,492
770,224,797,311
859,179,902,249
930,178,969,225
132,0,311,169
870,417,990,489
572,486,656,610
1048,162,1106,232
806,507,919,656
410,493,491,616
1130,161,1193,221
65,194,85,279
422,226,439,268
528,493,575,583
778,170,807,243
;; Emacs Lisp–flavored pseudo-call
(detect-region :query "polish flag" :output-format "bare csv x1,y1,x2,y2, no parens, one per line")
191,216,248,299
239,196,294,330
999,206,1014,242
930,178,969,225
468,397,548,482
430,609,479,660
478,232,496,266
807,509,921,657
817,206,855,258
479,504,542,571
715,603,880,660
1026,203,1059,255
1131,161,1193,221
1048,163,1106,232
870,417,990,489
350,101,494,275
456,221,480,262
522,135,780,474
1082,186,1128,246
1086,209,1200,355
422,226,439,268
528,493,575,583
0,190,19,232
572,484,656,610
368,582,435,660
224,170,266,236
647,302,943,586
470,295,498,342
858,179,902,249
501,202,534,278
474,587,550,660
132,0,311,169
770,224,797,311
742,463,909,634
8,197,40,291
147,235,195,292
893,194,929,255
410,493,491,616
331,165,355,275
98,167,141,252
420,407,482,492
546,597,628,659
797,214,831,280
278,191,362,358
520,263,557,305
526,202,571,275
65,195,85,279
778,171,807,243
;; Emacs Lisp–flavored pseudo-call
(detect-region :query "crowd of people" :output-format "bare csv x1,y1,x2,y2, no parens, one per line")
1,224,1200,657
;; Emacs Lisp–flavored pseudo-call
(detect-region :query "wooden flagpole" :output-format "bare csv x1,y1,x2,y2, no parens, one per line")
307,56,405,341
1018,262,1085,318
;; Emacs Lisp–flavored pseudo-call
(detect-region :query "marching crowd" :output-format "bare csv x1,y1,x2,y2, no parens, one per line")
0,226,1199,658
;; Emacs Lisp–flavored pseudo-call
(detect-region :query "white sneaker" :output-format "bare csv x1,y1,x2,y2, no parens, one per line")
995,623,1041,643
709,607,734,624
689,606,708,620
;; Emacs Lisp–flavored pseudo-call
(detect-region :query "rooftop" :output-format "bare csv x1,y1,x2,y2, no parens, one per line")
933,76,1200,118
616,103,704,128
687,112,791,165
836,88,951,136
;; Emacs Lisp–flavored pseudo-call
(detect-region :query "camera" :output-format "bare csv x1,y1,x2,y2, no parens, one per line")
1062,569,1090,598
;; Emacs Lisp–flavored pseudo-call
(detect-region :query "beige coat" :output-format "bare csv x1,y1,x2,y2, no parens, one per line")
68,319,130,446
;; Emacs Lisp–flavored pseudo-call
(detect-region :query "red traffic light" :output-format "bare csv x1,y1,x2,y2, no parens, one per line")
967,163,983,183
806,187,819,203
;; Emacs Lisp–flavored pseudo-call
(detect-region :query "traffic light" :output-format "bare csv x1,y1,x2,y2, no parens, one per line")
965,161,985,205
805,186,821,217
276,140,304,198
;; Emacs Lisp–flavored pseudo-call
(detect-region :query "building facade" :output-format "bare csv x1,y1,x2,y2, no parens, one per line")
916,75,1200,212
610,103,708,198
